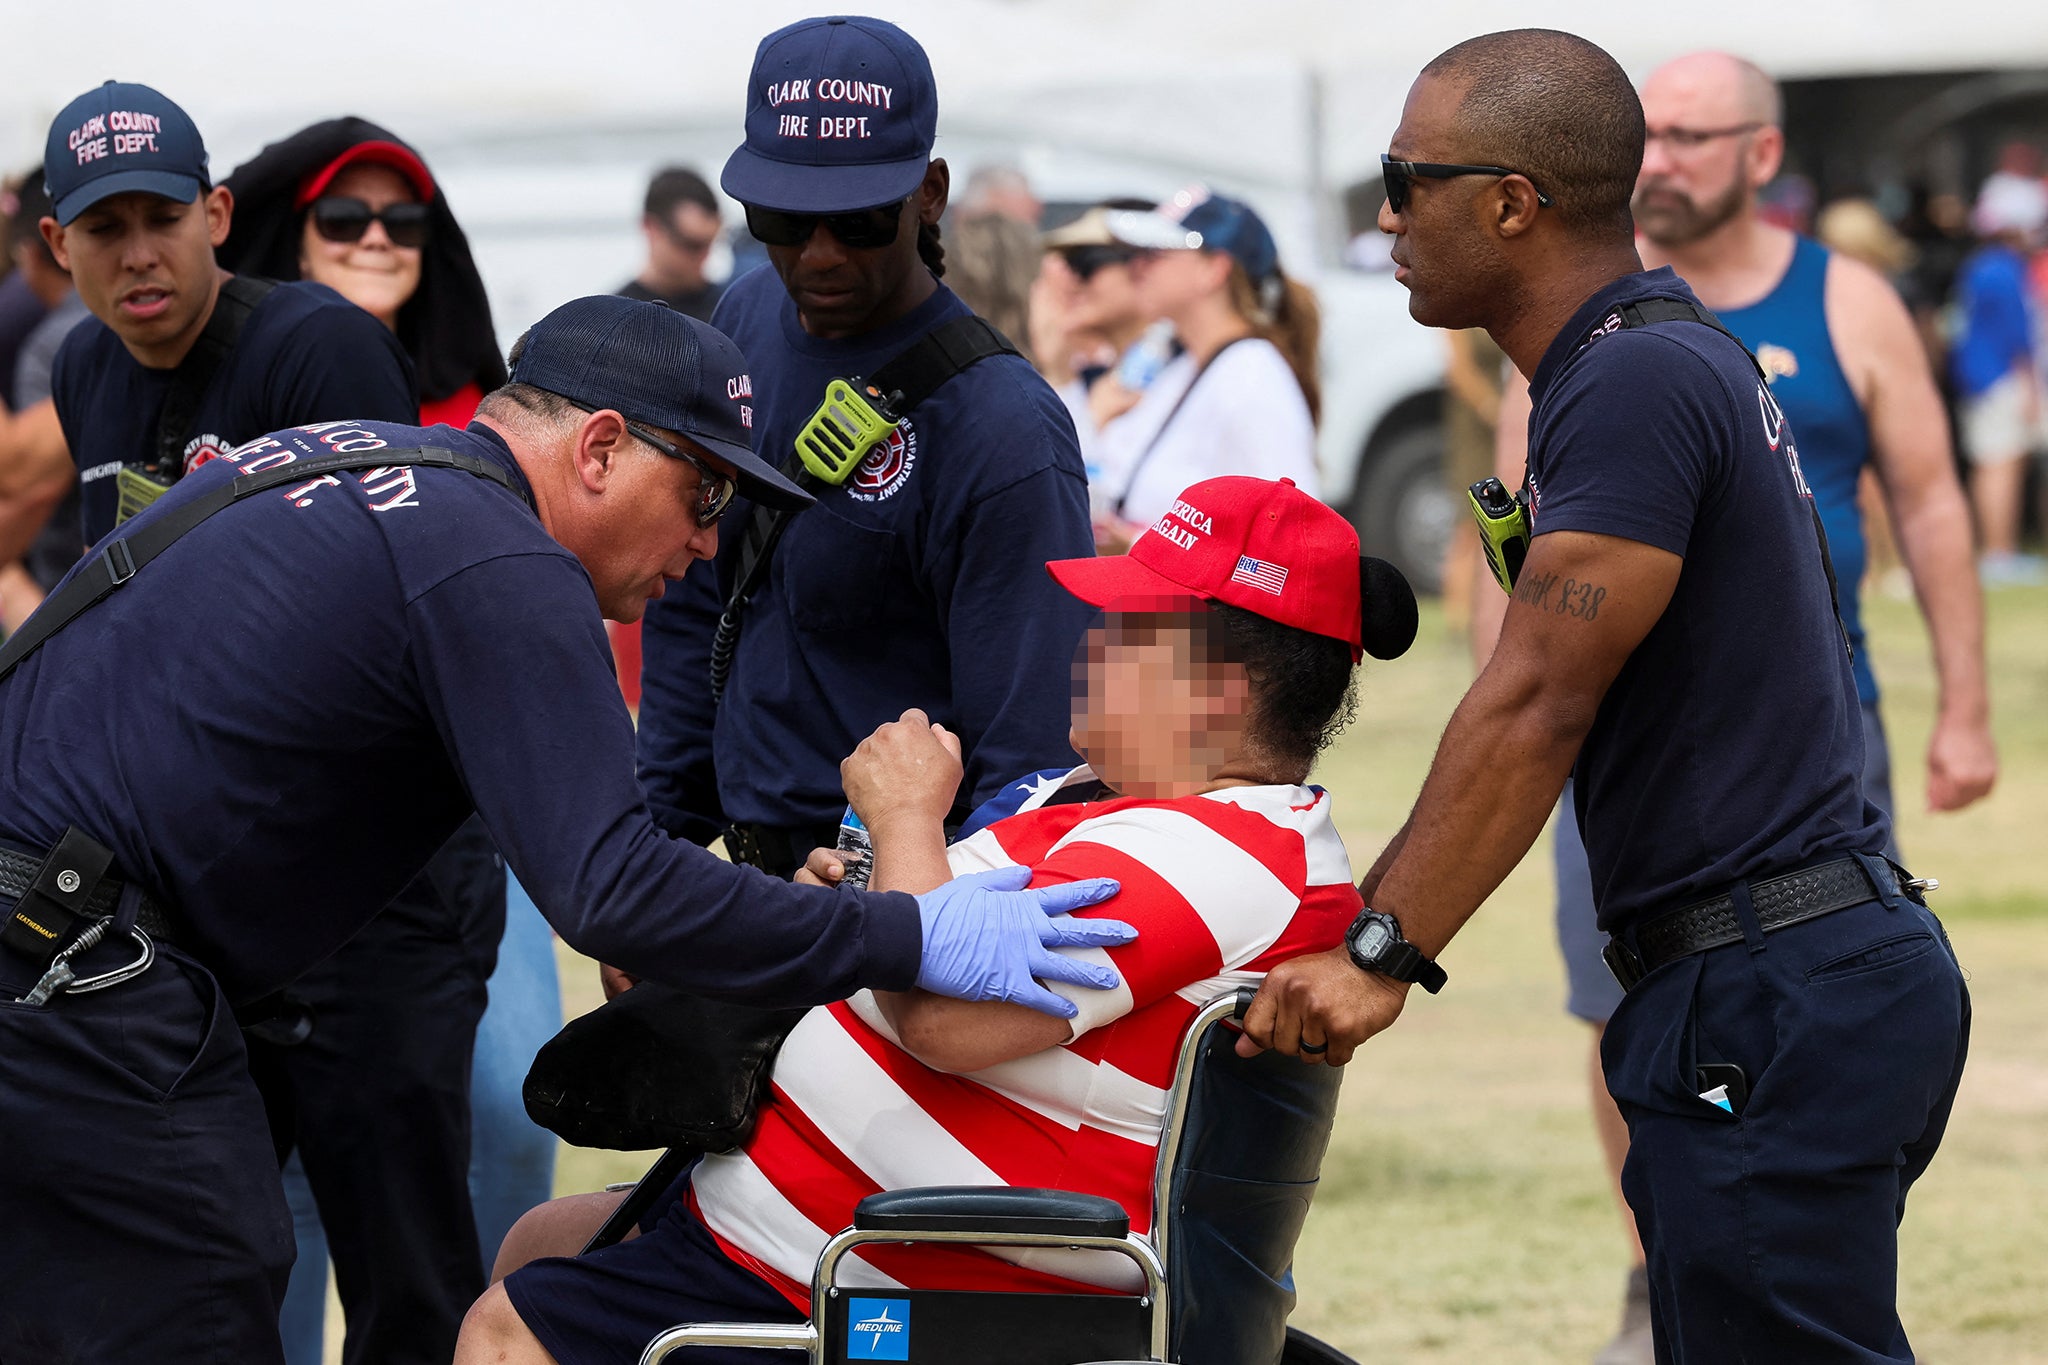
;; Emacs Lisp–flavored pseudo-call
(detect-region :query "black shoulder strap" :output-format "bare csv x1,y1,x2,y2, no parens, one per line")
1596,297,1850,660
707,314,1019,704
153,275,281,476
866,314,1020,413
1615,298,1772,385
0,447,526,685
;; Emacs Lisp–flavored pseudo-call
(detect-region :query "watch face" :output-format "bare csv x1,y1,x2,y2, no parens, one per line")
1353,919,1393,960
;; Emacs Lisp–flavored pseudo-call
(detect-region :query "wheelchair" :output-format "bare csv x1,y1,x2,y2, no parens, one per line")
600,988,1362,1365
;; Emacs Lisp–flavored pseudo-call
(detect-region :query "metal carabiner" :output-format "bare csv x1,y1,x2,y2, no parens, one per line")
64,927,156,994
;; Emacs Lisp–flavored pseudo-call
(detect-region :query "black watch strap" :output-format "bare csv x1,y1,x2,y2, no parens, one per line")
1347,907,1448,994
1383,940,1449,994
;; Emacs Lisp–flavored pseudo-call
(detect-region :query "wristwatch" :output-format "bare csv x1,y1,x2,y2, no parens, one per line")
1344,907,1447,994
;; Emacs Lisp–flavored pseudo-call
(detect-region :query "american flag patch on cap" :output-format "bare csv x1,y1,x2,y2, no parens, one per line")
1230,555,1288,595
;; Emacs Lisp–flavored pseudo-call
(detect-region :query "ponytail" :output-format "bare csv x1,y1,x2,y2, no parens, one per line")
918,219,946,279
1227,264,1321,427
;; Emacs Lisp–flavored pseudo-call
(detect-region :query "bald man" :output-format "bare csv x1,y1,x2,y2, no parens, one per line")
1472,52,1993,1362
1242,29,1969,1364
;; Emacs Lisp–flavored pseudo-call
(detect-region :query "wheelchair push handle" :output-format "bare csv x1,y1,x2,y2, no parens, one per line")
1231,984,1257,1022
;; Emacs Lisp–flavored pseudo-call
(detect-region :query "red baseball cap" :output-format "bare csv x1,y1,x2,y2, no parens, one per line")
295,139,435,209
1048,476,1366,661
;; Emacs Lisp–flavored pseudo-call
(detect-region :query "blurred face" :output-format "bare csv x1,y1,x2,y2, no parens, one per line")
1058,247,1145,338
1127,247,1229,324
1633,62,1778,248
299,163,423,328
1377,74,1512,330
572,418,727,622
45,186,231,368
644,201,721,292
1069,612,1249,800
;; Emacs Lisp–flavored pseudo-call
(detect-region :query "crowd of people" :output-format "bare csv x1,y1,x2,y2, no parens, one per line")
0,24,1382,1365
0,15,2003,1365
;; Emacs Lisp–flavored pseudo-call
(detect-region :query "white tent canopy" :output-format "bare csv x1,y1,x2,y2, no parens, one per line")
10,0,2045,344
9,0,2048,185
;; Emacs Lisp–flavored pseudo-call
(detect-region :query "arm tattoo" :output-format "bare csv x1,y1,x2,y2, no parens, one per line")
1514,569,1606,622
1513,569,1557,610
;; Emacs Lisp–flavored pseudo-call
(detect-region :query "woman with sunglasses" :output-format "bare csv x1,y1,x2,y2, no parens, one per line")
1033,201,1168,465
1089,188,1322,553
223,119,505,428
220,120,547,1365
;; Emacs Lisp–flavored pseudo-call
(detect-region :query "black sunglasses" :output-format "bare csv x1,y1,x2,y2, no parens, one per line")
742,197,909,250
309,196,432,249
566,401,736,527
1380,156,1554,214
1061,245,1139,282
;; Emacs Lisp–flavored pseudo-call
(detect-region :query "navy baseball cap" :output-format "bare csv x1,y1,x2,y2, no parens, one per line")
1106,186,1282,286
510,297,811,512
721,15,938,213
43,81,210,225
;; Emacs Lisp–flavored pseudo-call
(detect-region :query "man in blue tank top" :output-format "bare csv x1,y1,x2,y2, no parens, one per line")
1482,52,1994,1363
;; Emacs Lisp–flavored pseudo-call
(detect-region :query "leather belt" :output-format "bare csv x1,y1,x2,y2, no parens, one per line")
0,842,180,945
1604,856,1910,992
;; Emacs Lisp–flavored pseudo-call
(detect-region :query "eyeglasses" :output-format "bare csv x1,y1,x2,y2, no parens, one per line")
566,401,736,526
1380,156,1554,214
742,197,909,250
1061,245,1140,282
309,196,432,249
1645,123,1764,150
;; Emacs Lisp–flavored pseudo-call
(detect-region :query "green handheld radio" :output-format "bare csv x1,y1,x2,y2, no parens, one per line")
794,379,901,486
115,466,177,526
1468,476,1532,594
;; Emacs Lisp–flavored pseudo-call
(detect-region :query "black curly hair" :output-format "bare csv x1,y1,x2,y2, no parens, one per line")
1197,605,1357,769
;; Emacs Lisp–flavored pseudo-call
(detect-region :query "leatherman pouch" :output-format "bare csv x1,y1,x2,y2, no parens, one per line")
2,829,115,963
522,984,807,1152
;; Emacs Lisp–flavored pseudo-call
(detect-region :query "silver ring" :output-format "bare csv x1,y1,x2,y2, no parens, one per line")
1300,1040,1328,1055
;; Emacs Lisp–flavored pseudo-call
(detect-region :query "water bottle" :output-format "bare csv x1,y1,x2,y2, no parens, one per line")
1113,321,1176,392
835,804,874,889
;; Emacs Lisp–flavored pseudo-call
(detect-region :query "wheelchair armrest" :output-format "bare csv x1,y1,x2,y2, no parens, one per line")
854,1186,1130,1239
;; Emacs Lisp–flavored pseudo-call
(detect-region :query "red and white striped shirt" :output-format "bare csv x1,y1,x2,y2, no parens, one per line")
691,767,1360,1307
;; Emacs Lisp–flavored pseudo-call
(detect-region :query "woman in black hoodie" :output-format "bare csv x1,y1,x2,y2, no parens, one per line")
222,117,505,425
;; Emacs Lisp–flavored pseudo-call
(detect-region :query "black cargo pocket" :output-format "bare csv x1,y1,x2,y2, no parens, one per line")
1601,953,1736,1123
779,504,901,633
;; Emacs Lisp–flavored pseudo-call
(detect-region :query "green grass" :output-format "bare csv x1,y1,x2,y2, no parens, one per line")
547,582,2048,1363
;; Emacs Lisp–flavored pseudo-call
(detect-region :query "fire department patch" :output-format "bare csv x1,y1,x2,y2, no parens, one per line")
183,433,231,474
845,419,918,503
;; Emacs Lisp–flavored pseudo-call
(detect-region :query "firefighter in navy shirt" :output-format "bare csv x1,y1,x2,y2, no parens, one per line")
1243,32,1968,1363
31,81,501,1365
0,295,1134,1362
636,16,1094,876
33,83,416,545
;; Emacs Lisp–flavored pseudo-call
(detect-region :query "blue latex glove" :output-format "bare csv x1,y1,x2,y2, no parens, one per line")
914,865,1136,1018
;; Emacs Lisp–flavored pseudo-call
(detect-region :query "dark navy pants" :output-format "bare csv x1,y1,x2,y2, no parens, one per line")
245,817,504,1365
0,934,294,1362
1602,872,1970,1363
